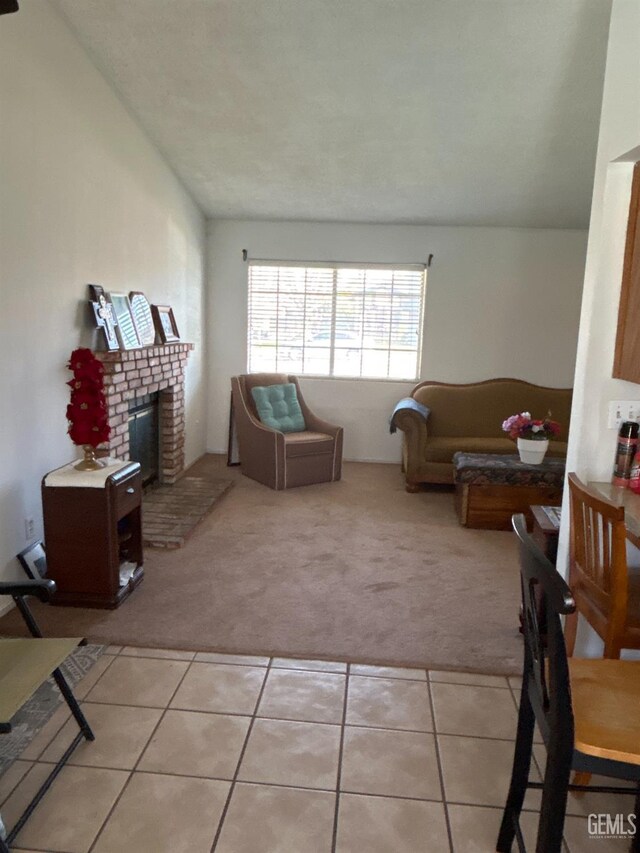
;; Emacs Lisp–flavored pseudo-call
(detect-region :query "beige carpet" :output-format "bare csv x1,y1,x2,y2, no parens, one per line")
0,456,523,675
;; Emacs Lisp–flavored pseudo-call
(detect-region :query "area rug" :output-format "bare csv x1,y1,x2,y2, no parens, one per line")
0,457,523,675
0,644,105,773
143,476,234,548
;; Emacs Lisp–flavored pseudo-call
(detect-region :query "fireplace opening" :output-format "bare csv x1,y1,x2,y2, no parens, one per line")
128,392,160,488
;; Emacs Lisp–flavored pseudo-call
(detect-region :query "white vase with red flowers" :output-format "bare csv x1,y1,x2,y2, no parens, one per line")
501,411,562,465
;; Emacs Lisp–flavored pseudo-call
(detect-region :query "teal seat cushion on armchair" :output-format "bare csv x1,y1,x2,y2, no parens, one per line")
251,383,306,433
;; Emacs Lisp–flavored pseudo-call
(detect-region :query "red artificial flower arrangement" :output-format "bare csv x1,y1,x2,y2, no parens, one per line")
501,411,562,442
66,348,111,447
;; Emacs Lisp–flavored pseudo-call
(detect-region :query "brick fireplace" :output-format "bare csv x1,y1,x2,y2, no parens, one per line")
97,343,193,484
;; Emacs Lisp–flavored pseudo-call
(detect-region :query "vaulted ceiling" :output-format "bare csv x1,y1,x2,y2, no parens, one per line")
53,0,611,228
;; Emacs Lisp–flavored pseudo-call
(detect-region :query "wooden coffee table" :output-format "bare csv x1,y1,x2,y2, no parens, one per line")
453,452,565,530
530,504,561,560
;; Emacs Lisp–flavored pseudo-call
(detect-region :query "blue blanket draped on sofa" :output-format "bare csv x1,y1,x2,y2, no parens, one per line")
389,398,430,433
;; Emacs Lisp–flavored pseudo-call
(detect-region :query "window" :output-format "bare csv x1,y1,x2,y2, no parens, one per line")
247,262,426,380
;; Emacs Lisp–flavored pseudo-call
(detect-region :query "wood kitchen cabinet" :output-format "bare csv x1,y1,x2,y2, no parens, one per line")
42,460,144,608
613,161,640,383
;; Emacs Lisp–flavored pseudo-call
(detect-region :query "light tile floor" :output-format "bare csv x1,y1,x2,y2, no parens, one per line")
0,648,633,852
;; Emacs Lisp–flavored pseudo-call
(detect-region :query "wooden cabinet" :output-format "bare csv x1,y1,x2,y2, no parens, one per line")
42,461,144,608
613,161,640,383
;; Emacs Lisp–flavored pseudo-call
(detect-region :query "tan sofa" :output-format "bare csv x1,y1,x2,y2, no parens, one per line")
391,378,572,490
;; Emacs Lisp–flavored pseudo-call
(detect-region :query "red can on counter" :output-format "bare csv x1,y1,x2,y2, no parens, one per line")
612,420,639,488
630,451,640,493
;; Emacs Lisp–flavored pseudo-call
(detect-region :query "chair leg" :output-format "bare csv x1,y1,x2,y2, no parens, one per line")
603,637,623,659
497,682,536,852
535,736,572,853
570,770,592,793
563,610,578,657
52,668,94,741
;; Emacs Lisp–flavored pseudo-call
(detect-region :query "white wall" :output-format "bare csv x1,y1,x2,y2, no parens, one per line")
556,0,640,656
207,220,587,461
0,2,207,591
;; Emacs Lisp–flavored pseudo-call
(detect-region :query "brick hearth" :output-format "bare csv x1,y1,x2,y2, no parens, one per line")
97,344,193,484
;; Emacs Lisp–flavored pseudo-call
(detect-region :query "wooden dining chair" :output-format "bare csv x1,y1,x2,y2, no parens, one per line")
564,472,640,659
497,514,640,853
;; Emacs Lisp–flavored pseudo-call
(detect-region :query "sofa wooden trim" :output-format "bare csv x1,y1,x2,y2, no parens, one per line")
410,377,573,394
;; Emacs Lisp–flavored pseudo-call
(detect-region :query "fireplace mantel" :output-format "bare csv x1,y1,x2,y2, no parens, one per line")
97,343,193,484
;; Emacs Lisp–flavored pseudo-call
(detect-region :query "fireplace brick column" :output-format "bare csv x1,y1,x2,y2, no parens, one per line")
96,343,193,484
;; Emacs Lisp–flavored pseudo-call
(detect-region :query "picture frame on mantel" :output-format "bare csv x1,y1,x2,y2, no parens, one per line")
91,296,119,351
152,304,180,344
129,291,155,346
88,284,119,351
109,292,142,350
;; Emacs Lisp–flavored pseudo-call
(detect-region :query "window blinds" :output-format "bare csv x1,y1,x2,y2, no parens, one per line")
248,261,426,380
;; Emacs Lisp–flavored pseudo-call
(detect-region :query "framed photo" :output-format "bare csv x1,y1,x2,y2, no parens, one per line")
109,292,142,350
129,291,155,346
17,541,47,580
87,283,105,302
152,304,180,343
91,295,119,351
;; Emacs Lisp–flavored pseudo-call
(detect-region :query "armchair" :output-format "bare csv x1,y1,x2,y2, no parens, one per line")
231,373,343,489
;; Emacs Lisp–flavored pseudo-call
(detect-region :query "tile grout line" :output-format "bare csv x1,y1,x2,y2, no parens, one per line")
30,704,523,743
506,676,522,714
76,650,119,702
17,765,459,805
86,657,195,853
0,763,33,812
78,648,520,685
209,657,274,852
427,672,455,853
331,662,350,853
102,648,513,682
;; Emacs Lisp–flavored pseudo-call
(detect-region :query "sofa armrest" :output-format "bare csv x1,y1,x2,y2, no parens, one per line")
390,403,430,488
301,411,341,437
392,409,430,465
392,407,429,438
291,379,341,437
389,398,430,433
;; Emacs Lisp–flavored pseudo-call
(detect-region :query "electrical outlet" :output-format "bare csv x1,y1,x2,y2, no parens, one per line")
608,400,640,429
24,517,35,541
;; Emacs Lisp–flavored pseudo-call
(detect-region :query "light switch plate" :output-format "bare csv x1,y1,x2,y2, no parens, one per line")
608,400,640,429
